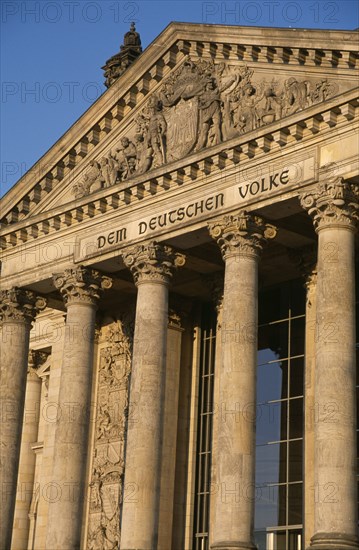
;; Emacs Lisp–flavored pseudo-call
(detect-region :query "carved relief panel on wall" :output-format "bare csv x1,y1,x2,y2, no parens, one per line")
73,55,339,198
86,314,134,550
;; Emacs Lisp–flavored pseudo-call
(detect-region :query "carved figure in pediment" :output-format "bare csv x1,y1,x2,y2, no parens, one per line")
99,157,118,188
281,77,310,116
134,133,153,174
73,160,103,198
216,63,243,140
261,84,283,124
113,136,137,180
195,78,222,150
146,96,167,166
309,78,338,104
232,82,265,133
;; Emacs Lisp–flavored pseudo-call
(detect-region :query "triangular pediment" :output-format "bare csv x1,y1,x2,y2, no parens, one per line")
1,23,358,226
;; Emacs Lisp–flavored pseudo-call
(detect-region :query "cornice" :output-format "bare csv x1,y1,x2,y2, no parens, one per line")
1,24,358,225
1,89,358,251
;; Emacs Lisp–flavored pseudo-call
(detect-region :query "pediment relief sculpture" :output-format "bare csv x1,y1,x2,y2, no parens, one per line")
73,56,338,199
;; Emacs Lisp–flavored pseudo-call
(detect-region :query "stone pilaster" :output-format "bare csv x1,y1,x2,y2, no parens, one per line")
45,267,112,550
208,212,276,550
300,178,359,550
0,289,46,550
120,241,185,549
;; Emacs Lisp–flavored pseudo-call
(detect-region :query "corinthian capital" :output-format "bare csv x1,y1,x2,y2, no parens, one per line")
53,266,112,307
0,288,47,325
122,241,186,285
208,211,277,259
300,177,359,231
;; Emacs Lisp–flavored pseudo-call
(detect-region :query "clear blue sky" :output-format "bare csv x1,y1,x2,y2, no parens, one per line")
1,0,358,197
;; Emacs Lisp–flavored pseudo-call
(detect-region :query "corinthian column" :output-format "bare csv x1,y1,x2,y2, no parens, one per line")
208,212,276,550
300,178,359,550
120,241,185,549
45,267,112,550
0,288,46,550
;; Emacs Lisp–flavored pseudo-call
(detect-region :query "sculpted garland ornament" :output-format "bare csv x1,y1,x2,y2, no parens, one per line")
73,57,338,198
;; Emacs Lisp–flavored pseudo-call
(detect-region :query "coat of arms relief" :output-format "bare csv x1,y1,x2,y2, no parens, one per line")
73,56,338,198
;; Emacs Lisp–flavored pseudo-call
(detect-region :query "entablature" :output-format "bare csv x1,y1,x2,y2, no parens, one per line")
1,23,358,227
1,88,358,257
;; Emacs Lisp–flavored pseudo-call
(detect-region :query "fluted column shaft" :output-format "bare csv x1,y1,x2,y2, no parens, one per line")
301,178,359,550
120,241,185,549
209,213,276,550
45,267,111,550
0,289,46,550
11,352,43,550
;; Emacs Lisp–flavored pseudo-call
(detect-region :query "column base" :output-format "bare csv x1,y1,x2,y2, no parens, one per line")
308,532,359,550
211,542,257,550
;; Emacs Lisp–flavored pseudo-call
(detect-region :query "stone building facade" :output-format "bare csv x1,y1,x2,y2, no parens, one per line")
0,22,358,550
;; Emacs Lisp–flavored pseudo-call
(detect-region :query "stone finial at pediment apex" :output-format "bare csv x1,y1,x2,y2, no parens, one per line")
102,22,142,89
73,56,339,199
